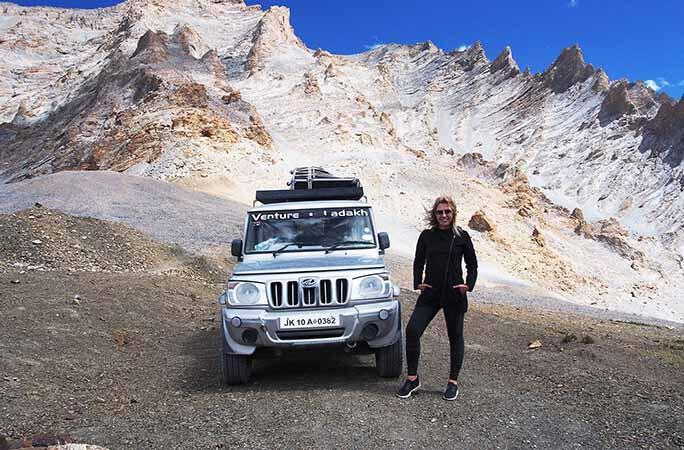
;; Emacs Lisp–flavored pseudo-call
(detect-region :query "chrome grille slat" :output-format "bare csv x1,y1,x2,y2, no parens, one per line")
270,282,283,307
303,287,316,305
320,280,332,304
336,279,348,303
268,278,349,309
287,281,299,306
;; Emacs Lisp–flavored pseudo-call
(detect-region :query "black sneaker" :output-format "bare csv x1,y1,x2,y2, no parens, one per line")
443,382,459,401
396,377,421,398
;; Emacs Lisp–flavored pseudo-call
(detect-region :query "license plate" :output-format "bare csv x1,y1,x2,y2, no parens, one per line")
279,313,340,329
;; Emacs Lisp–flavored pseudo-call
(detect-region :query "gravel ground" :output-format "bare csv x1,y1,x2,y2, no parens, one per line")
1,269,683,450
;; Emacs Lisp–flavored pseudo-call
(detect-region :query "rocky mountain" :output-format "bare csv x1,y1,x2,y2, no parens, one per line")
1,0,683,322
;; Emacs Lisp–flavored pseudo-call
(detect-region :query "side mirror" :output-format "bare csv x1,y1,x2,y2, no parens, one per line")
378,232,390,251
231,239,243,259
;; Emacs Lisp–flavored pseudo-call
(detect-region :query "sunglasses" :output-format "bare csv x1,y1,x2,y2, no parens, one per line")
436,209,453,216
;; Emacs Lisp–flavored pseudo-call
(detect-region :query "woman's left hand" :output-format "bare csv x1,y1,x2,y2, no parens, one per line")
453,284,468,295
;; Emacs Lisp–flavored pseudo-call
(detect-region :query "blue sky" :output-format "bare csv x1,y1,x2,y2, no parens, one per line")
11,0,684,99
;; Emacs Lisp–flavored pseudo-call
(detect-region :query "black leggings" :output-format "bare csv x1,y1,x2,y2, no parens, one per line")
405,302,465,380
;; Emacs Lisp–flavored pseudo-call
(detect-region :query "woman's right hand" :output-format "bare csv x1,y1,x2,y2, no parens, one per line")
416,283,432,292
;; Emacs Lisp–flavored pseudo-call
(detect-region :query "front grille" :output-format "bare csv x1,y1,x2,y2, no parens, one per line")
268,278,349,309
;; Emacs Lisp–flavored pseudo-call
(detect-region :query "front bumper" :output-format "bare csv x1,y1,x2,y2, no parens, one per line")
220,300,401,355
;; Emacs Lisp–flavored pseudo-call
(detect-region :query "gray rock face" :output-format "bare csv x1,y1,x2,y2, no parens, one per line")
599,80,637,123
640,97,684,167
0,17,269,182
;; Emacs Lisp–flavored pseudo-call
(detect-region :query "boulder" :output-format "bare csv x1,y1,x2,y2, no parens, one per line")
571,207,585,222
532,226,545,247
468,210,494,232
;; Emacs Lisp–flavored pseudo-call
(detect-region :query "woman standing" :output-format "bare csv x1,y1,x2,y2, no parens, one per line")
396,196,478,401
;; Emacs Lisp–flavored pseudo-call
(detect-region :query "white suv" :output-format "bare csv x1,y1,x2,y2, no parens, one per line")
218,168,402,384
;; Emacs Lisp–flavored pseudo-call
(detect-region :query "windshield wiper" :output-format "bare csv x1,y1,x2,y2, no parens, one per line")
272,242,303,257
324,240,374,254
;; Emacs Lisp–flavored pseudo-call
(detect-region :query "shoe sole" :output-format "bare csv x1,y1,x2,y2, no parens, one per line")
396,382,421,399
442,390,459,401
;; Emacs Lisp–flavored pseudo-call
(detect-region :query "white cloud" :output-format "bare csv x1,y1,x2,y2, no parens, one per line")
568,0,578,6
456,44,470,52
645,78,671,91
645,80,661,91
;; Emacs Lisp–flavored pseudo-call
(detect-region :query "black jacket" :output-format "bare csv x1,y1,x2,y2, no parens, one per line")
413,227,478,312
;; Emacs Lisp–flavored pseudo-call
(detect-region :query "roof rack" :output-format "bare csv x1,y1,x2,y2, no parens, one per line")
255,167,364,204
288,167,361,190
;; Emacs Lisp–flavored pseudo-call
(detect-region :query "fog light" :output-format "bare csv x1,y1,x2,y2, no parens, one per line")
361,323,379,340
242,328,258,344
378,309,390,321
230,316,242,327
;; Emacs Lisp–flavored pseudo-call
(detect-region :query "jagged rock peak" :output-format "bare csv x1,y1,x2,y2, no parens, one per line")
656,92,676,106
598,80,635,123
553,44,585,67
131,29,169,60
490,46,520,77
641,96,684,166
257,6,306,48
131,26,210,61
592,68,610,92
201,49,228,80
598,79,658,124
451,40,488,71
543,44,595,93
419,40,439,52
651,96,684,124
628,81,659,112
314,48,333,59
171,24,208,59
406,40,440,57
466,40,487,60
246,5,306,72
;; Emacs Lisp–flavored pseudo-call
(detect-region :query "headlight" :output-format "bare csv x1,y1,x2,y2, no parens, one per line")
226,281,267,306
351,275,392,300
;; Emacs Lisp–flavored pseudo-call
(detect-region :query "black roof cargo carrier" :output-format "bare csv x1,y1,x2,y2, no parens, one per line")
255,167,364,204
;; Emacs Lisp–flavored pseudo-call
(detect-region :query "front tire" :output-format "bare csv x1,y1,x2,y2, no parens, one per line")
375,335,403,378
220,351,252,385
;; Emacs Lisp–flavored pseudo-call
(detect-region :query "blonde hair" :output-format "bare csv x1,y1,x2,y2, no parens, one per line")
424,195,461,235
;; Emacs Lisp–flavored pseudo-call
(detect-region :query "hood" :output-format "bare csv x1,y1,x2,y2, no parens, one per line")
233,254,386,275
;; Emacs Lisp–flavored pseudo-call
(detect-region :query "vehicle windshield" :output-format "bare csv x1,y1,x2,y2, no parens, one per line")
244,207,376,254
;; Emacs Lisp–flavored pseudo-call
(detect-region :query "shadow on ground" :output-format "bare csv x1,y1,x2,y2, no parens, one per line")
182,328,394,395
